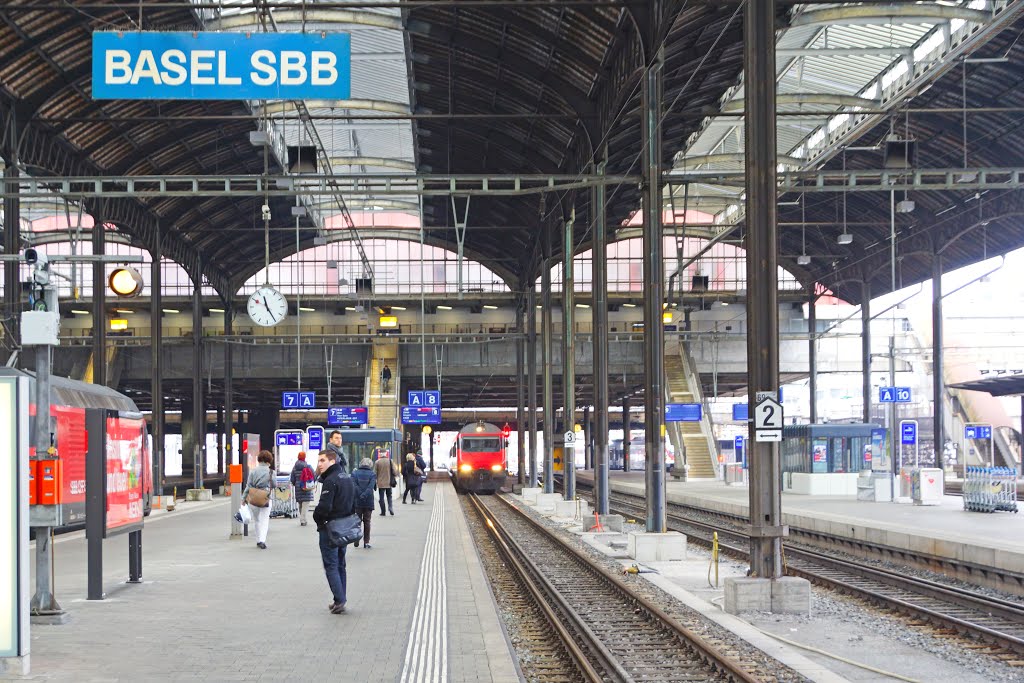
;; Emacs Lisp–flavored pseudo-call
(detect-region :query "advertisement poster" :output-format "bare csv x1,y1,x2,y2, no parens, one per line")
105,415,145,532
811,437,828,473
871,428,888,472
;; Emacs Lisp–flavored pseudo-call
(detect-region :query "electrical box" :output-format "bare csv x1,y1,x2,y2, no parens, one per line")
229,464,243,485
20,311,61,346
37,459,62,505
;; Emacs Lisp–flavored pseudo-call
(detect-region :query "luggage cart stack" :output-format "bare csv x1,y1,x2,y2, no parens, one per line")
963,467,1019,513
270,477,299,518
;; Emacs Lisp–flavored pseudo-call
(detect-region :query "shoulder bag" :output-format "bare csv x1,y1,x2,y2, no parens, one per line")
247,487,270,507
326,513,363,547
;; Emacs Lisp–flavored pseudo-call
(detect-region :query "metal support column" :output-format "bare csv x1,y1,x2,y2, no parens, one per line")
744,0,784,578
542,241,555,494
641,47,666,533
862,281,872,424
224,305,234,466
516,303,526,485
192,277,204,490
215,407,224,474
3,138,20,353
527,287,539,488
808,288,818,424
562,211,576,500
583,406,592,470
622,395,631,473
92,213,106,387
593,162,611,515
932,252,944,470
31,344,61,615
151,228,163,494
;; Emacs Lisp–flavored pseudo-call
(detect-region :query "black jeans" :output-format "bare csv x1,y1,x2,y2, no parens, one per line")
357,507,373,544
403,481,421,503
378,487,393,513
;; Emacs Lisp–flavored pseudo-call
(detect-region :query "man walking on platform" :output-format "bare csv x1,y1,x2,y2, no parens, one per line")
326,430,348,474
374,450,397,516
313,449,355,614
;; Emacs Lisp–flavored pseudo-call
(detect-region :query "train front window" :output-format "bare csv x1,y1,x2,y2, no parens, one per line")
461,437,500,451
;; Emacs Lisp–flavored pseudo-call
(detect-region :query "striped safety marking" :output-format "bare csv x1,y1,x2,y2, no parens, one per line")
400,485,448,683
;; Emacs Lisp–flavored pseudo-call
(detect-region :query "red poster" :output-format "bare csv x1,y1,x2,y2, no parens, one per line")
106,416,145,531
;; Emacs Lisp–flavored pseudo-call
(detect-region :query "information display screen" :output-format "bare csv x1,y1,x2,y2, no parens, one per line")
105,415,146,532
665,403,702,422
327,406,368,426
401,406,441,425
732,403,748,421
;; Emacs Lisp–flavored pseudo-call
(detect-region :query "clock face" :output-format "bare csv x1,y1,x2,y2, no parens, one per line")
247,286,288,327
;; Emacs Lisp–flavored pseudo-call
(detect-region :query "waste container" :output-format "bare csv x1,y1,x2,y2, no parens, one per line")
912,468,943,506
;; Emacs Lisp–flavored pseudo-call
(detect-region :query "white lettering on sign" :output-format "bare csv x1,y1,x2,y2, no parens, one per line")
103,48,339,89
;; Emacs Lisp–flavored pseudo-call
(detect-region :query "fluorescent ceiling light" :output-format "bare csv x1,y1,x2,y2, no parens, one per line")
391,306,406,311
483,305,498,310
437,305,452,310
71,309,90,315
115,308,133,314
344,306,357,311
575,303,590,308
162,308,180,314
298,306,315,312
837,233,853,245
622,303,637,308
210,307,225,313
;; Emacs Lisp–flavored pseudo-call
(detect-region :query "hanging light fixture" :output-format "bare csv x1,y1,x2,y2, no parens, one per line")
797,193,811,265
838,152,853,245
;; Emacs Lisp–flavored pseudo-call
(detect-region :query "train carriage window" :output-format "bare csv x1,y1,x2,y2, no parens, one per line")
460,437,500,451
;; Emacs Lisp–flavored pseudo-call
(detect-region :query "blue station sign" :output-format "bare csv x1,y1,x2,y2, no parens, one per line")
92,32,351,100
665,403,702,422
327,406,368,426
401,406,441,425
965,425,993,440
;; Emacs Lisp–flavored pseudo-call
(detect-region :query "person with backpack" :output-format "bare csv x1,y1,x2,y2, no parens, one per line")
350,458,377,549
290,451,316,527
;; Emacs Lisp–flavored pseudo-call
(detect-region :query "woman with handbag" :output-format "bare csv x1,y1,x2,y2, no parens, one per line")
242,450,275,549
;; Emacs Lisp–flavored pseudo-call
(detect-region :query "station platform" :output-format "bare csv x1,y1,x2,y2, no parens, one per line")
19,481,519,682
575,471,1024,577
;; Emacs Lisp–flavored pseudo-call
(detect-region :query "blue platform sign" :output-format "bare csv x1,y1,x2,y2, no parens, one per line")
92,31,351,100
734,435,745,468
901,422,917,446
327,407,368,426
282,391,298,409
299,391,316,408
306,426,324,452
732,403,749,421
401,406,441,425
408,391,424,407
424,390,441,407
276,432,303,447
965,425,992,440
879,386,912,403
665,403,702,422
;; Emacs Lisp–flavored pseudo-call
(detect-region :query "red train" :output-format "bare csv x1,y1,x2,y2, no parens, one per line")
0,368,152,528
450,421,507,494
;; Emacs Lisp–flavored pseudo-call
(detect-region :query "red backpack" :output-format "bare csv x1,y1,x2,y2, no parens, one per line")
300,465,315,491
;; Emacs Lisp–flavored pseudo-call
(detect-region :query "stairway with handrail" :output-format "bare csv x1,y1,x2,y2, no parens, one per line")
365,339,400,429
664,340,719,479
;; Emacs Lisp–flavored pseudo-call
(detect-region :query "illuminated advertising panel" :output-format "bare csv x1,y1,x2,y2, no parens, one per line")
0,377,28,661
105,414,146,533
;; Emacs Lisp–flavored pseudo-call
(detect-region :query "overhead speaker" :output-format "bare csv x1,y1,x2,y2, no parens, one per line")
287,145,317,173
355,277,373,294
884,136,917,169
691,275,709,292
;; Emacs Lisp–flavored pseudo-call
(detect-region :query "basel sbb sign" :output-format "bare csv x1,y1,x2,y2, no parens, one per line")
92,32,351,100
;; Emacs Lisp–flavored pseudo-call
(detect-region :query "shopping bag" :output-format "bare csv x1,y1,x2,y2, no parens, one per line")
235,504,252,525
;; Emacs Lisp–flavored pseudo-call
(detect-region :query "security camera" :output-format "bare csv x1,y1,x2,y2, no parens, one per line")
261,204,272,221
23,248,47,268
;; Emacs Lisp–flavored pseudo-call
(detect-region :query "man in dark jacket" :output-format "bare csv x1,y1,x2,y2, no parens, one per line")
350,458,377,549
313,449,355,614
381,364,392,394
326,430,348,474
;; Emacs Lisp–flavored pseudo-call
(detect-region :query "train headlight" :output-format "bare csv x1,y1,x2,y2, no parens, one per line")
459,464,473,473
490,465,503,472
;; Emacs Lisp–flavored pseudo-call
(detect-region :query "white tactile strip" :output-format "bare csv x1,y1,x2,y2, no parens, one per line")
400,487,448,683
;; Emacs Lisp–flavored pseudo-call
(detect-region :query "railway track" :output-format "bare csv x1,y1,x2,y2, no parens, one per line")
463,492,772,683
602,490,1024,661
